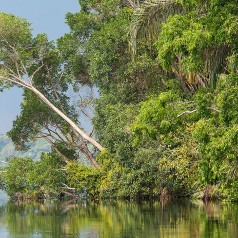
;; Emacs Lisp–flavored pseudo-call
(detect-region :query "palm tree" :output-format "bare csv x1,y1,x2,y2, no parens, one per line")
129,0,232,90
129,0,182,56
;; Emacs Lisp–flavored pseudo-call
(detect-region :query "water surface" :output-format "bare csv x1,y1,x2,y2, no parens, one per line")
0,197,237,237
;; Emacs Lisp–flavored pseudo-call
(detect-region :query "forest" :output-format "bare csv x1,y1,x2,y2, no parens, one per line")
0,0,238,201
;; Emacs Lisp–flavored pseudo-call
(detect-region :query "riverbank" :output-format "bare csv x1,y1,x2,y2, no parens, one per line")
0,152,237,203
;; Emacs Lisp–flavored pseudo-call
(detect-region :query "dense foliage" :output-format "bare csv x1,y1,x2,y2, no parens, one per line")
2,0,238,201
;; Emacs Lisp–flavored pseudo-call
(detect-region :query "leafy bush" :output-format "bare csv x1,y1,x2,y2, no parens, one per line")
66,161,102,198
3,157,34,199
2,153,66,200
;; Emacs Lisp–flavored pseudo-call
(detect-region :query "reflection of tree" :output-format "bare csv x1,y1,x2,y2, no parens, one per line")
0,200,237,237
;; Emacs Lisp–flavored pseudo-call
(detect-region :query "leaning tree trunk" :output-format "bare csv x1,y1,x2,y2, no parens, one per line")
29,86,104,167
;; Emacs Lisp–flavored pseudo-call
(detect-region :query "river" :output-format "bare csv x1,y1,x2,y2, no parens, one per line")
0,192,237,237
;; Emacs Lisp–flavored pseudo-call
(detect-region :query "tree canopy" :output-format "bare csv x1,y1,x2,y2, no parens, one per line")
0,12,103,168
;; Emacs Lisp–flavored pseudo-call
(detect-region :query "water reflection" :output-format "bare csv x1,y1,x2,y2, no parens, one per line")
0,198,237,237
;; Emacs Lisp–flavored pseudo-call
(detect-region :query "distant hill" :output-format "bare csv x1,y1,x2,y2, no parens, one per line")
0,134,51,161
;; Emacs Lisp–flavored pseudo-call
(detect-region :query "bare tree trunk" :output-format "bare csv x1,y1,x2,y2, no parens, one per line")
29,86,105,152
79,141,100,168
44,137,70,164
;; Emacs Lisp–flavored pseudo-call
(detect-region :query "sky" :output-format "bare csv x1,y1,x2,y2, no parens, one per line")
0,0,80,134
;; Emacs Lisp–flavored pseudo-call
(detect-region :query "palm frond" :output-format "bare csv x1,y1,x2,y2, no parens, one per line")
129,0,183,56
126,0,142,9
203,45,230,88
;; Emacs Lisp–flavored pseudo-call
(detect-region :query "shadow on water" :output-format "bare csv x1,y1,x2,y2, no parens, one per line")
0,193,237,237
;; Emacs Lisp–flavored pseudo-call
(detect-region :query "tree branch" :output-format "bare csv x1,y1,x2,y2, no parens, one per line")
177,109,197,118
61,183,75,190
0,75,32,90
208,107,221,113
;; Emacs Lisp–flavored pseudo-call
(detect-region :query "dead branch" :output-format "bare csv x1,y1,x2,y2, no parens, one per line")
177,109,197,118
61,183,76,190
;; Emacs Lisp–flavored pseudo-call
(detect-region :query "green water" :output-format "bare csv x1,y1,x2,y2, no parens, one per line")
0,195,238,237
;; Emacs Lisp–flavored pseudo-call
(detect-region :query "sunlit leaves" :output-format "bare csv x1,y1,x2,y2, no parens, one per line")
156,14,211,73
131,91,181,144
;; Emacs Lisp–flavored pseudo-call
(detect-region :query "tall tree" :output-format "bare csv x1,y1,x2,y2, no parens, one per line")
0,13,104,167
